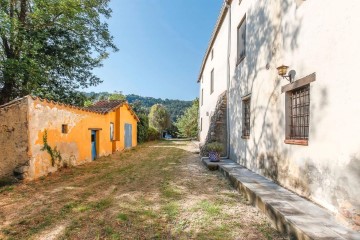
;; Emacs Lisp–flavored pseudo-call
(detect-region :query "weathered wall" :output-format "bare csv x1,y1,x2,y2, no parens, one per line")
199,0,360,230
227,0,360,229
198,5,229,143
200,91,227,156
0,98,29,178
27,97,138,180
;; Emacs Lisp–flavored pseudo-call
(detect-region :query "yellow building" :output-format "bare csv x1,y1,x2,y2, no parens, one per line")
0,95,139,180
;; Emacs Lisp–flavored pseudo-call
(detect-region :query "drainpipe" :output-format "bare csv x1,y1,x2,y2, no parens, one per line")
225,0,231,159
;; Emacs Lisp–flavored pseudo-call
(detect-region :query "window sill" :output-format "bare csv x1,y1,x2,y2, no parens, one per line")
284,139,308,146
241,135,250,139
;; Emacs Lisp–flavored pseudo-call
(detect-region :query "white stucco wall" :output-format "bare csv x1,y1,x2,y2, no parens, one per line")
200,0,360,228
199,9,229,143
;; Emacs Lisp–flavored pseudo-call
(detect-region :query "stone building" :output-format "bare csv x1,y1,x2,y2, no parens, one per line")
0,95,139,180
198,0,360,229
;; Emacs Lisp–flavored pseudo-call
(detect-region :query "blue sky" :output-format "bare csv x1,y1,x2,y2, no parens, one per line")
85,0,223,101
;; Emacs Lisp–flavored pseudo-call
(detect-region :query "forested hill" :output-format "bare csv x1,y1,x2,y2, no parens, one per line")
126,94,192,121
84,92,192,121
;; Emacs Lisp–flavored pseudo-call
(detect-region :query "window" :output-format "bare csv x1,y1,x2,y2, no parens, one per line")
282,73,316,145
242,97,251,138
62,124,68,134
237,16,246,63
210,69,214,94
211,49,214,60
110,122,114,141
201,89,204,106
288,85,310,140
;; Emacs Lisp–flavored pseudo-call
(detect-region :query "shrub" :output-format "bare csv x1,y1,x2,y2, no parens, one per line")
148,127,160,141
137,113,149,143
203,142,224,154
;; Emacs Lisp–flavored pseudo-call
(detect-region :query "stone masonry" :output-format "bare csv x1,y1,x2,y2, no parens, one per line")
0,97,30,179
200,91,227,157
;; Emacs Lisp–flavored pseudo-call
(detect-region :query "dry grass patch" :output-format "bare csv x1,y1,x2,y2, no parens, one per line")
0,141,287,240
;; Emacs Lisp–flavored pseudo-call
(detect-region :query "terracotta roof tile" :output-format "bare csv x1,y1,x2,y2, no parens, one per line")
86,100,125,114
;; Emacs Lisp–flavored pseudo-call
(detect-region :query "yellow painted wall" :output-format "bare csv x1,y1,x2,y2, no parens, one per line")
119,104,138,149
27,97,138,180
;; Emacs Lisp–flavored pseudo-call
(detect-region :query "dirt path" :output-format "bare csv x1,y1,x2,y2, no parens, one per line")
0,141,287,240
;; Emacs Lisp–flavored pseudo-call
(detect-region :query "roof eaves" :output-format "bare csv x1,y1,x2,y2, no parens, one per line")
0,96,28,109
30,95,105,115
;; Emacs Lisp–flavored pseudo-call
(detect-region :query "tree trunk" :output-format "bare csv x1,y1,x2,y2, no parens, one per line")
0,79,15,105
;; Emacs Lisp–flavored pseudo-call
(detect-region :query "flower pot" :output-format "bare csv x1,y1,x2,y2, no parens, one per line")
209,151,220,162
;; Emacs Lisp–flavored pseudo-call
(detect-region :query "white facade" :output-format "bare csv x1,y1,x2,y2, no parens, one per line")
198,6,229,142
199,0,360,229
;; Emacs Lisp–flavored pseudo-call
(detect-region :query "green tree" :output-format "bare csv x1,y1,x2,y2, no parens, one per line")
137,113,149,143
129,100,149,143
175,98,199,138
148,104,171,135
108,91,125,101
0,0,117,105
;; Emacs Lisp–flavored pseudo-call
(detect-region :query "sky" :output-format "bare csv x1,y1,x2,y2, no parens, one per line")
85,0,223,101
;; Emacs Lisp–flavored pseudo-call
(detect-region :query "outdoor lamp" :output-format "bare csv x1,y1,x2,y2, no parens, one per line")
277,65,293,83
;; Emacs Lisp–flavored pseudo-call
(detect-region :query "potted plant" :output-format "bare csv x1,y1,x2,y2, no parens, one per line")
204,142,224,162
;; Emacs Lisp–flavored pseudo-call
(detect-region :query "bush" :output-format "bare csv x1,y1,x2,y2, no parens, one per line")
203,142,224,154
137,114,149,143
148,127,160,141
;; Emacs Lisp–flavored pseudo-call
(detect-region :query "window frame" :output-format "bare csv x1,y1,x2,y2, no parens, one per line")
110,122,114,141
210,69,214,94
241,94,251,139
61,124,68,134
282,73,316,146
237,15,246,65
201,88,204,106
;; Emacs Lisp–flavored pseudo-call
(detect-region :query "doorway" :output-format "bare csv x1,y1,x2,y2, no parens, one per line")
124,124,132,149
91,130,97,160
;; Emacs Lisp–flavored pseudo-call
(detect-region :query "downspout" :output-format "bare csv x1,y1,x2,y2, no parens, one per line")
225,0,231,159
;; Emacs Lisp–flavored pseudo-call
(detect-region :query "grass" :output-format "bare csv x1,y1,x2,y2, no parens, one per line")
197,200,221,216
161,182,182,199
92,198,113,211
0,141,286,240
162,202,180,220
0,186,14,194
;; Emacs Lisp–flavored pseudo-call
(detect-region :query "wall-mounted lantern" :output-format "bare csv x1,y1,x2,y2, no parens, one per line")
277,65,293,83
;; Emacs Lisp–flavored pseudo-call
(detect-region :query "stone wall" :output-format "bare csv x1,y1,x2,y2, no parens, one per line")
200,91,227,156
0,97,29,179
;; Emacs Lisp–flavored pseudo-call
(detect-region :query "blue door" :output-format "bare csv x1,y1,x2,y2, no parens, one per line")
91,130,97,160
124,124,132,149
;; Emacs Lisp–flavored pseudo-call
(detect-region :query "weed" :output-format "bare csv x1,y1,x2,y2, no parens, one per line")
197,200,221,216
161,182,182,199
142,209,157,218
117,213,128,221
162,202,179,219
196,224,231,239
92,198,112,211
257,222,274,240
0,186,14,194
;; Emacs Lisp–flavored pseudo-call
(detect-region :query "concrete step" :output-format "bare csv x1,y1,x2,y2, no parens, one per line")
203,158,360,240
201,158,237,171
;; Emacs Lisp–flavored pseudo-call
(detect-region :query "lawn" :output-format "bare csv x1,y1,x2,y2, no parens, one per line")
0,141,287,240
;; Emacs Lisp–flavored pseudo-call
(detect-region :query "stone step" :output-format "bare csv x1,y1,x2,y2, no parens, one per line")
203,158,360,240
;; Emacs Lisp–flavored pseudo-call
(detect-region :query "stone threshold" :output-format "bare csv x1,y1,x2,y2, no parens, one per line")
201,158,360,240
